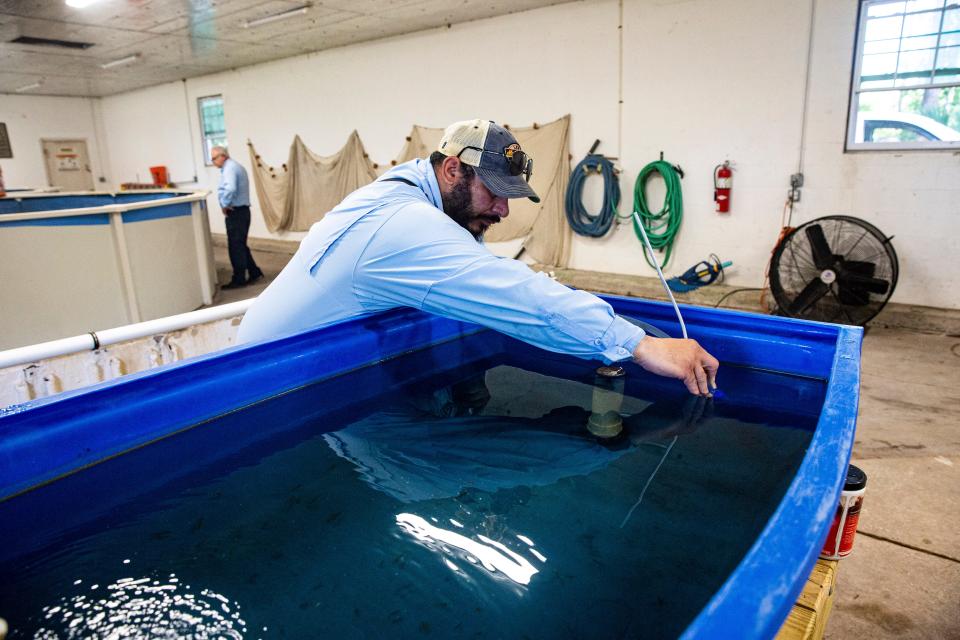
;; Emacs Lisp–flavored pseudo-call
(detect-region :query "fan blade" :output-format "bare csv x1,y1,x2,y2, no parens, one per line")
805,224,834,270
788,278,830,315
840,272,890,295
843,260,876,275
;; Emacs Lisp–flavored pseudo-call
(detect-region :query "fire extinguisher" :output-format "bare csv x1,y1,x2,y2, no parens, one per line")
714,161,732,213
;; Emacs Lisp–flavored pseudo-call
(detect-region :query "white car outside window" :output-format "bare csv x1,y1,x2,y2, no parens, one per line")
855,111,960,144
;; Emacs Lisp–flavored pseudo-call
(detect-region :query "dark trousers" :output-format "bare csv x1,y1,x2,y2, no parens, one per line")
224,205,261,284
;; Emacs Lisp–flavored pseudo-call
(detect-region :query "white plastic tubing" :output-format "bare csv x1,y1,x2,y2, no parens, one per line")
0,299,254,370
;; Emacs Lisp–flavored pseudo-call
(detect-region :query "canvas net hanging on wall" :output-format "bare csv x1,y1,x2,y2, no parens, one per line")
248,115,571,267
248,131,377,233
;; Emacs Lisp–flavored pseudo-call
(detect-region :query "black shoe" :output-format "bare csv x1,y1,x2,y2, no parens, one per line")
247,271,264,285
222,280,247,290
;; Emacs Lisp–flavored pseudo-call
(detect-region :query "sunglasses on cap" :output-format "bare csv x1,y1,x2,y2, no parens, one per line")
457,143,533,182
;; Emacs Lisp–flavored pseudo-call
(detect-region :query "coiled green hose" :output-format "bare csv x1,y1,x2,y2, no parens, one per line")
629,160,683,269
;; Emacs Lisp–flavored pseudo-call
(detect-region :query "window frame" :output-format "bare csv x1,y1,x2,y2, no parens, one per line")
846,0,960,152
198,94,228,166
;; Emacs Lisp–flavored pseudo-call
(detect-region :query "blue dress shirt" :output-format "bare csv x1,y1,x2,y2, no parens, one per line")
217,157,250,208
238,159,645,363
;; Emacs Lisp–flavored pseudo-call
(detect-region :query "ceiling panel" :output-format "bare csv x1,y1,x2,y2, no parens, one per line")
259,12,397,52
0,13,150,53
0,0,573,97
0,47,106,77
174,2,358,45
0,0,263,31
146,0,304,36
0,69,131,96
318,0,437,15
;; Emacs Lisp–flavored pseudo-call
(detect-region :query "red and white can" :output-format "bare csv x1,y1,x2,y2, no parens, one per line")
821,464,867,559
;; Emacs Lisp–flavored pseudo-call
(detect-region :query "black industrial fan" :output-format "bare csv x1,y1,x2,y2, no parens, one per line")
769,215,898,326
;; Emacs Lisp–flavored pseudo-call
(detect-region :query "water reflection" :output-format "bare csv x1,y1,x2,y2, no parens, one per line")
396,513,543,586
31,573,246,639
325,373,712,504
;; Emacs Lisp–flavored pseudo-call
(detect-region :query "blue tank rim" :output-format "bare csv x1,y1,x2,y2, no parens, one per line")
0,191,200,226
0,297,862,638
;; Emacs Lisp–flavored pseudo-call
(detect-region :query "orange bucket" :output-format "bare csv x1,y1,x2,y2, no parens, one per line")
149,165,169,186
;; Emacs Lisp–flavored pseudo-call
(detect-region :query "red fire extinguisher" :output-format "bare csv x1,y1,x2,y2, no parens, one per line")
714,161,732,213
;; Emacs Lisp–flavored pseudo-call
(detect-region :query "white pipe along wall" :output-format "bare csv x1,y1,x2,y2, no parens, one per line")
3,0,958,310
0,301,253,407
0,299,253,370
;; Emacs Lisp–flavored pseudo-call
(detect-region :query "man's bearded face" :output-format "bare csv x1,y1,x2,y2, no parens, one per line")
442,172,509,241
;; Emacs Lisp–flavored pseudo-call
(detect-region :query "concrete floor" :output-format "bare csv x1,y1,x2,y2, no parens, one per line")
824,328,960,639
210,239,290,305
214,239,960,638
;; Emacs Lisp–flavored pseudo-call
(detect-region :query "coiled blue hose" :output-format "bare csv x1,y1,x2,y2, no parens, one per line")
564,154,621,237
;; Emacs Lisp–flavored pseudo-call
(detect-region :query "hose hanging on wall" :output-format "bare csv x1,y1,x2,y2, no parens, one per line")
629,157,684,269
564,141,621,237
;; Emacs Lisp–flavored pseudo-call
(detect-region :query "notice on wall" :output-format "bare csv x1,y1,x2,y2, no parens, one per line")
0,123,11,158
56,147,80,171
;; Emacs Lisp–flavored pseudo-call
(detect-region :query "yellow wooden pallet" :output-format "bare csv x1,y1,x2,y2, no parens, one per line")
775,559,838,640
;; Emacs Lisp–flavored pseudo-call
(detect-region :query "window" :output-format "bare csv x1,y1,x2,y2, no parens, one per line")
848,0,960,150
198,95,228,164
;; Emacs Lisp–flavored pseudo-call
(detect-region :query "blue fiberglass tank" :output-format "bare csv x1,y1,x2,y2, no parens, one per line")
0,296,861,639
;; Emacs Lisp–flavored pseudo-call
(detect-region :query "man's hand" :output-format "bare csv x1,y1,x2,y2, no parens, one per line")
222,206,233,216
631,336,719,396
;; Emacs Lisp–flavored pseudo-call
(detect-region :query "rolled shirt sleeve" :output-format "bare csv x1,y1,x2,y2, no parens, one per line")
354,204,645,363
422,256,644,362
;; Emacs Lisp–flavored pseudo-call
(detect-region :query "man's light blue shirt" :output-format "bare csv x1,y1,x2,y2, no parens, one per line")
217,157,249,208
238,159,645,363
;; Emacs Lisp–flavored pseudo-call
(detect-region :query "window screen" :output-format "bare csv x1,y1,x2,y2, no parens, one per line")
198,95,228,165
848,0,960,149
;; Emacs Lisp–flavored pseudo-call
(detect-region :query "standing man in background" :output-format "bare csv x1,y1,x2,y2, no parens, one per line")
212,146,262,289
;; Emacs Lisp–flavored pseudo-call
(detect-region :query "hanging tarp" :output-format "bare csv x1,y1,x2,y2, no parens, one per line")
249,117,571,267
394,115,572,267
247,142,288,232
248,131,378,233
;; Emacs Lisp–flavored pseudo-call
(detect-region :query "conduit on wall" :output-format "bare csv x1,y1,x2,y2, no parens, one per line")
248,115,572,267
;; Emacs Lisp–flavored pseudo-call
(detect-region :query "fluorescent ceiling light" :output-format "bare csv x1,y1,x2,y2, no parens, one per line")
243,4,310,28
101,54,141,69
15,80,43,93
65,0,104,8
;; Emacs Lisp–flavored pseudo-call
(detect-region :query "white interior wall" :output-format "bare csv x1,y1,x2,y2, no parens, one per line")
604,0,813,290
0,94,108,190
801,0,960,311
95,0,960,309
102,0,620,244
98,82,198,187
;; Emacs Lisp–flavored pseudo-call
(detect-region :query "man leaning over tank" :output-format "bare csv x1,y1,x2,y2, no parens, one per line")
238,120,719,396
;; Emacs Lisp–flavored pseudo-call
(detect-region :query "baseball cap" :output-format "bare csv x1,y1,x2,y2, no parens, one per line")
437,119,540,203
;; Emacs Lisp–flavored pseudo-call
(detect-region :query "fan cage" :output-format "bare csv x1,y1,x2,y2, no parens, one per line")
770,216,898,326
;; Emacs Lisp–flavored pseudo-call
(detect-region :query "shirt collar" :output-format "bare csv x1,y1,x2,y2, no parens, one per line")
416,158,443,211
